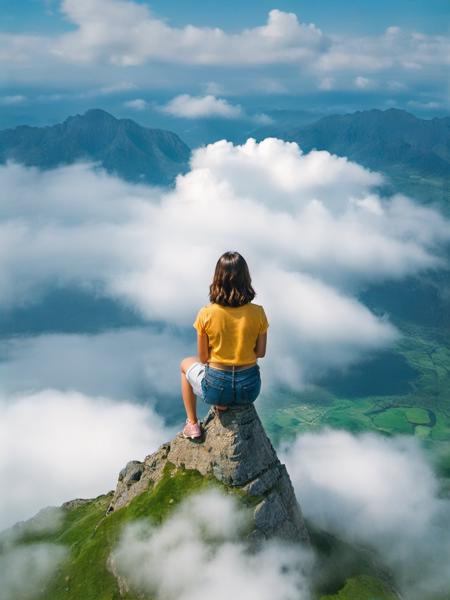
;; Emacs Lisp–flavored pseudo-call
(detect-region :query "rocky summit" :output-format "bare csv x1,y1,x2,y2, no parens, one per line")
107,404,310,544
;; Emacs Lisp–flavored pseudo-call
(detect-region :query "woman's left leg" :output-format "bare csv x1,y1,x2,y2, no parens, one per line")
180,356,199,423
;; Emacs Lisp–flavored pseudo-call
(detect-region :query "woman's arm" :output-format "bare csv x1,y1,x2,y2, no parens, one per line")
254,332,267,358
197,332,210,363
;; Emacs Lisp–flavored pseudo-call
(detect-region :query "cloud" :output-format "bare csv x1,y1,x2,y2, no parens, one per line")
407,99,442,110
1,1,447,99
203,81,226,96
80,81,138,97
0,328,192,403
54,4,326,67
1,138,449,389
0,543,67,600
281,429,450,600
316,26,449,75
161,94,242,119
124,98,147,110
160,94,271,123
0,95,27,105
111,487,316,600
354,75,374,89
0,389,173,530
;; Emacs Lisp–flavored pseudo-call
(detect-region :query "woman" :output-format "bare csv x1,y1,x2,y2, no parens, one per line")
180,251,269,440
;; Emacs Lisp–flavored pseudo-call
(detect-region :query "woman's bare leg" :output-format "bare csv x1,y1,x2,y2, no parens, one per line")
180,356,199,423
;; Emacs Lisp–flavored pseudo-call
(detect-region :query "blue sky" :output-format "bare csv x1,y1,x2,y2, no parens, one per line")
1,0,448,129
3,0,449,34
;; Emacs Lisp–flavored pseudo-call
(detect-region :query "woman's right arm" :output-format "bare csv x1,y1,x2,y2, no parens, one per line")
255,305,269,357
254,332,267,358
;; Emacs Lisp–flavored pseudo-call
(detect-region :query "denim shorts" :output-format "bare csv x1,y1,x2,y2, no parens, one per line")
185,362,261,406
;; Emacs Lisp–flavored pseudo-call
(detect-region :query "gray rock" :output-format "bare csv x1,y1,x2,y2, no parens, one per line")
62,498,94,510
107,405,310,544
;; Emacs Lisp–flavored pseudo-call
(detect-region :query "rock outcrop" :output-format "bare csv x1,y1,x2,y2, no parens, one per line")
107,405,310,544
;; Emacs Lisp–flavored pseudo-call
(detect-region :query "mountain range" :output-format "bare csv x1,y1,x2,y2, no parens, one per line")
255,107,449,206
0,108,190,186
1,107,448,205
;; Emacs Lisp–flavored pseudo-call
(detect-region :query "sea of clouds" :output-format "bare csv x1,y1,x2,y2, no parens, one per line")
1,138,450,598
2,137,449,395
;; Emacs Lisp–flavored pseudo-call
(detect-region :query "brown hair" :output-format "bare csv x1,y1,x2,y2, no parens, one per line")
209,251,256,307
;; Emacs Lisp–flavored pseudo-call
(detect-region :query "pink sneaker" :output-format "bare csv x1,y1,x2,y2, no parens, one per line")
182,418,202,440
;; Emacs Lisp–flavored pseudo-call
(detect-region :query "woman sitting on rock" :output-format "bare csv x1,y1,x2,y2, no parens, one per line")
180,250,269,440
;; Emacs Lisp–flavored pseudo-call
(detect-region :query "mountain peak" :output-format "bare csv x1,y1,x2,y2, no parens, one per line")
84,107,116,118
0,109,191,186
71,108,118,123
107,405,310,544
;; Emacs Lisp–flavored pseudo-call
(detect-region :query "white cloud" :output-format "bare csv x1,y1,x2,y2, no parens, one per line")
203,81,226,96
124,98,147,110
161,94,242,119
111,487,316,600
1,139,449,389
80,81,138,97
407,99,442,110
316,26,449,74
160,94,272,123
1,2,447,98
54,4,326,66
0,389,173,530
252,112,273,125
0,95,27,105
281,429,450,600
0,328,191,402
10,506,65,539
354,75,373,89
0,543,67,600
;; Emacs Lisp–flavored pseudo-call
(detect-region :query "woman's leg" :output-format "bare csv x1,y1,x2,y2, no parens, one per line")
180,356,199,424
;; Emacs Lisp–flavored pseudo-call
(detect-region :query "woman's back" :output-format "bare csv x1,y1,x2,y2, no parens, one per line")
194,301,269,365
180,250,268,439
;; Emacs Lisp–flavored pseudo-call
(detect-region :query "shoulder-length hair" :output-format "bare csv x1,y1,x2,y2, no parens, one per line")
209,251,256,307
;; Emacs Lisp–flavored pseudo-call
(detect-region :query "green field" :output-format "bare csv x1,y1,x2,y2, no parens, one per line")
259,321,450,478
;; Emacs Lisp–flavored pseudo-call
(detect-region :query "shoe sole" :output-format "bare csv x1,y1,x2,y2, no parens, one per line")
182,431,204,442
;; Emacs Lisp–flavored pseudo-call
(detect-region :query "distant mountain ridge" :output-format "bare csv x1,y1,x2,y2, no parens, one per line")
290,108,449,175
255,108,450,206
0,108,191,186
1,107,448,202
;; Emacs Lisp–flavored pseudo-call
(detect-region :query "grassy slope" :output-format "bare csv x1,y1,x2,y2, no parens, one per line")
3,461,402,600
6,463,226,600
320,575,397,600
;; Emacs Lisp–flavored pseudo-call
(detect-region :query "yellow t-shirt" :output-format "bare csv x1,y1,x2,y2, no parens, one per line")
193,302,269,365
